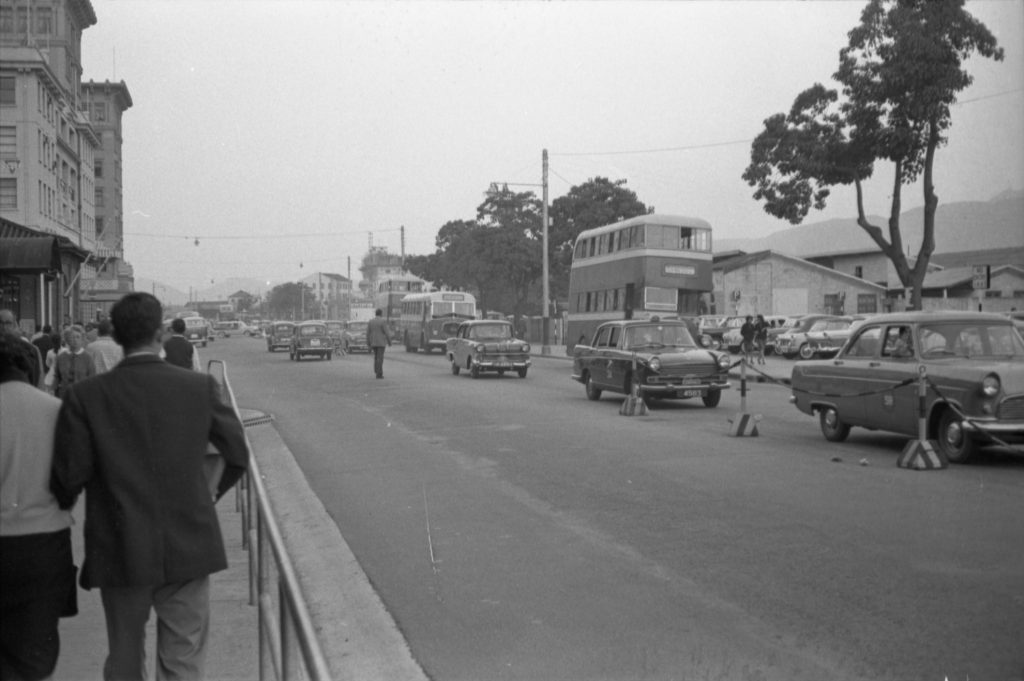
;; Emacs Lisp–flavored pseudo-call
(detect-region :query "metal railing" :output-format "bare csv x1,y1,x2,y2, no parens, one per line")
207,360,332,681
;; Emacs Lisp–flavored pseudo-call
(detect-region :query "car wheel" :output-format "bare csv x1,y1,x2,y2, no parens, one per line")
702,389,721,408
517,367,528,379
326,352,332,361
584,374,602,401
798,343,815,360
497,369,506,376
819,407,850,442
450,359,460,375
202,341,207,348
421,335,429,353
937,408,978,464
470,363,481,379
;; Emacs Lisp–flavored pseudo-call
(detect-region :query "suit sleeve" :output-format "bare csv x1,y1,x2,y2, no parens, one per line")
50,386,94,509
206,375,249,500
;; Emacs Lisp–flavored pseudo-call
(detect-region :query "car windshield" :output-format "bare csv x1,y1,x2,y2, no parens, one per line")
918,322,1024,359
326,322,343,331
624,325,696,350
274,325,293,333
299,325,325,336
467,324,512,340
348,322,367,333
184,318,205,328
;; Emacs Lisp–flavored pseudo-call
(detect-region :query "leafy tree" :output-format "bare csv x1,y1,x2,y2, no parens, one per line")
267,282,313,321
548,177,650,300
476,184,544,320
742,0,1003,310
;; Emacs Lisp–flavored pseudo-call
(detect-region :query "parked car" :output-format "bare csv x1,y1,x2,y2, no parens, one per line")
289,321,333,361
266,321,295,352
324,320,346,351
214,320,248,338
790,311,1024,463
343,321,369,353
1006,311,1024,334
572,317,732,407
800,316,866,359
698,315,742,350
764,315,805,355
180,316,209,347
447,319,531,378
774,314,846,359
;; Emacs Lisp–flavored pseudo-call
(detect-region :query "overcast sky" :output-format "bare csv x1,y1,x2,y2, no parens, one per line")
80,0,1024,292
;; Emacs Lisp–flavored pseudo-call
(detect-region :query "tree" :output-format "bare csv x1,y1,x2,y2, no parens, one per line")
476,184,544,320
267,282,313,321
742,0,1003,310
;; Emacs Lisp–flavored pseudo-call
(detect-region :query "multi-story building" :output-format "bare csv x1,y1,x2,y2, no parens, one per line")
300,271,352,320
0,0,130,330
78,78,132,321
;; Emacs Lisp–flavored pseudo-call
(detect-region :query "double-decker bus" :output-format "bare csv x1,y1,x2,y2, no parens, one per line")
373,275,425,332
567,214,713,352
399,291,477,353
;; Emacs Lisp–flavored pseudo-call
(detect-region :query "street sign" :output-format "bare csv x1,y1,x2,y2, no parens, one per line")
972,265,990,290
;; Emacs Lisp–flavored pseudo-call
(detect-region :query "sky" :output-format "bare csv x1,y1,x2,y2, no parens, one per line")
79,0,1024,294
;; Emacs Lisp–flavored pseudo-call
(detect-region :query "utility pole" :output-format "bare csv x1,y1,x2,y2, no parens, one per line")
400,225,406,266
542,149,551,355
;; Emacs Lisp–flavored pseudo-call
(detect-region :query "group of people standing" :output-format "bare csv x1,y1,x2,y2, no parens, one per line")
1,295,247,681
739,314,771,365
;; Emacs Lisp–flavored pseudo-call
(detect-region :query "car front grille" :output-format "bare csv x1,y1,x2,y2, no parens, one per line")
997,395,1024,420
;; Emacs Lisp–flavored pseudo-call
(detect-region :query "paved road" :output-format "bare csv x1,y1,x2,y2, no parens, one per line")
210,337,1024,681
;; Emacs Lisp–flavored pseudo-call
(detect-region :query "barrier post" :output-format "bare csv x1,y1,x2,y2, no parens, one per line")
897,365,948,470
619,352,649,416
728,357,761,436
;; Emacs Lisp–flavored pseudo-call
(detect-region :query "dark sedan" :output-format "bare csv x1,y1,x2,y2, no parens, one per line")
790,311,1024,463
572,318,732,407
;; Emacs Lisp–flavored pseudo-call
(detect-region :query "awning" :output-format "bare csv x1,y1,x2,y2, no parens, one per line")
0,236,61,273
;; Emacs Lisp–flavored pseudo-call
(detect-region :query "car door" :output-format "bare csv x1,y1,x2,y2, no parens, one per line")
813,324,884,426
588,325,615,390
876,324,922,435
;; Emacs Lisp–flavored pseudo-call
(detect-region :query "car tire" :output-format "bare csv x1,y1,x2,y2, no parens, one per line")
819,407,851,442
937,407,978,464
702,389,721,408
326,352,332,361
450,358,460,376
584,374,602,401
517,367,528,378
470,363,481,379
799,343,815,360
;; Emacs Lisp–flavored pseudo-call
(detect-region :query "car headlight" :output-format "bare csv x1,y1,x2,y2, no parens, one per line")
522,343,531,353
718,355,732,370
474,343,485,354
648,357,661,371
982,374,1000,397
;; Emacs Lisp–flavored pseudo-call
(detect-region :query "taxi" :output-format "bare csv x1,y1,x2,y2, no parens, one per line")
790,311,1024,463
572,317,732,407
446,319,531,378
290,321,333,361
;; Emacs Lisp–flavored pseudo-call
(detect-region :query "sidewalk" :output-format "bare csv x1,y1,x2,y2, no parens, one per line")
55,494,257,681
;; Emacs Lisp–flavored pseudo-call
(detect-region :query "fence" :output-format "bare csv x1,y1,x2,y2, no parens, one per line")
206,359,331,681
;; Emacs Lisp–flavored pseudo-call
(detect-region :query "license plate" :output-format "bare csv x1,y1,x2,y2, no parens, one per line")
496,361,511,368
681,389,704,397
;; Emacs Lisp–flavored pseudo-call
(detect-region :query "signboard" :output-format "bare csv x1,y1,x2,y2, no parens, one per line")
972,265,990,290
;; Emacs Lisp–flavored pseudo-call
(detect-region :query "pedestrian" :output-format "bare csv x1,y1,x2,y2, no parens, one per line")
0,309,45,389
1,331,78,681
52,325,95,399
32,324,54,364
366,308,392,379
84,319,123,374
50,292,249,681
163,318,201,371
754,314,768,365
739,315,756,365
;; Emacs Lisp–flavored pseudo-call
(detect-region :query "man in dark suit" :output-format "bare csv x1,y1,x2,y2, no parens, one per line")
51,292,248,680
366,308,392,379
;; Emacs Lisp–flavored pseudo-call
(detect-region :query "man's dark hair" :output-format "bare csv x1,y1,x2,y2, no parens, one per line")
0,331,37,383
97,319,113,336
171,318,186,334
111,292,163,352
375,309,383,316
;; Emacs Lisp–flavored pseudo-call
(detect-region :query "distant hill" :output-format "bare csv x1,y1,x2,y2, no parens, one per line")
134,277,271,307
716,190,1024,257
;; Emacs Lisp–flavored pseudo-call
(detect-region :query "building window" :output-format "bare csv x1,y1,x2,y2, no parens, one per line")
857,293,877,314
92,102,107,122
854,266,864,278
95,187,105,208
94,158,103,179
35,7,53,34
0,77,15,107
0,7,12,33
0,126,14,159
96,217,105,237
0,178,16,210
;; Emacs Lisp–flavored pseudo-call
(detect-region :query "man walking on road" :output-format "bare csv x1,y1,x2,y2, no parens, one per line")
50,292,248,680
367,308,392,379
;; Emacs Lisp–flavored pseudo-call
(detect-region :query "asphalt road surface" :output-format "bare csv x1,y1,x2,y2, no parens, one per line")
207,336,1024,681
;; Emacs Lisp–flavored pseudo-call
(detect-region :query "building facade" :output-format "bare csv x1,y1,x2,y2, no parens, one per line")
299,271,352,320
0,0,132,329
